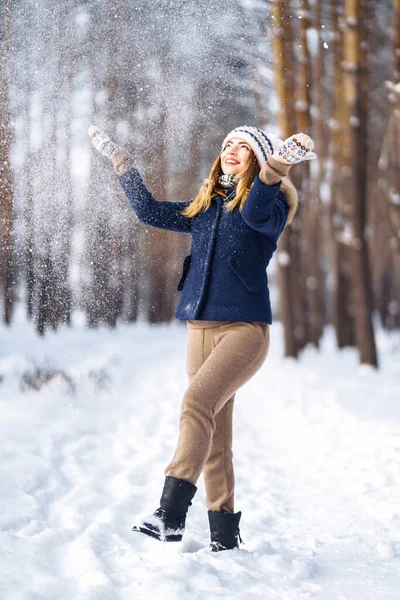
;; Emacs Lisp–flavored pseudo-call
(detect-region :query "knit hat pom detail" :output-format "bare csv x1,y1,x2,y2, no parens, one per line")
221,126,283,169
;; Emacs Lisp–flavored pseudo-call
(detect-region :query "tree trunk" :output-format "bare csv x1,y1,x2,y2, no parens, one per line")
146,103,173,324
295,0,325,348
342,0,378,366
376,0,400,329
0,0,14,324
309,0,327,344
271,0,301,358
329,0,356,348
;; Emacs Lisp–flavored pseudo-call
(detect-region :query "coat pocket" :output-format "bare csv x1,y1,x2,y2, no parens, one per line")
177,254,192,291
228,253,260,293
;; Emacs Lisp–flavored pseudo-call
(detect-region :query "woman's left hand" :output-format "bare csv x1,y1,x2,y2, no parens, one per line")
273,133,317,165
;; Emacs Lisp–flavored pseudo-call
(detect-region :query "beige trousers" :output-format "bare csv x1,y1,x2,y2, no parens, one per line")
165,320,270,513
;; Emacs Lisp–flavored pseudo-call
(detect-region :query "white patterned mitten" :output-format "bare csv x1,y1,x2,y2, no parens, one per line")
275,133,317,165
88,126,120,158
260,132,316,184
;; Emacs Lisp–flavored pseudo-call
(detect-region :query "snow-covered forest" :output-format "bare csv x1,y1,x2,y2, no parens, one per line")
0,0,399,364
1,0,400,598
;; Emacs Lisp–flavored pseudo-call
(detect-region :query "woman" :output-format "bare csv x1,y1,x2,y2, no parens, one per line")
89,124,316,551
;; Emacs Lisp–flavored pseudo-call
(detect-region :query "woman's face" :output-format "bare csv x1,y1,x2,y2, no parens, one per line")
221,137,253,175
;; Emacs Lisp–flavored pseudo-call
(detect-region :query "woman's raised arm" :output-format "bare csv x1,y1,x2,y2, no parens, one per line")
118,168,192,233
88,127,192,234
242,132,315,238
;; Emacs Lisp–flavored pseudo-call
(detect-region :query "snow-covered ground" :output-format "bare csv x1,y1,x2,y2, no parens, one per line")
1,315,400,600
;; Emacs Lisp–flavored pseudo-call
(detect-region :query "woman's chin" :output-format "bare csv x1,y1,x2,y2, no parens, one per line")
222,167,241,176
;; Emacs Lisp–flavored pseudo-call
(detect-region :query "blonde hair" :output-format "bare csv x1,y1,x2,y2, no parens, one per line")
181,152,260,218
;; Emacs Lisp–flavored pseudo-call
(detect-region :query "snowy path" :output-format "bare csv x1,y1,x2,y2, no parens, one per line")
1,319,400,599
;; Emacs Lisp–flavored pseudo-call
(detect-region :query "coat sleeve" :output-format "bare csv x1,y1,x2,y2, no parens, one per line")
241,174,289,238
119,169,192,233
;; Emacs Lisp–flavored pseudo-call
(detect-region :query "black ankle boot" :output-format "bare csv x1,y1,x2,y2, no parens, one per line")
208,510,243,551
132,476,197,542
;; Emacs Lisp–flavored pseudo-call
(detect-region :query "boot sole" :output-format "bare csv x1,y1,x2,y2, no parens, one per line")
132,525,182,542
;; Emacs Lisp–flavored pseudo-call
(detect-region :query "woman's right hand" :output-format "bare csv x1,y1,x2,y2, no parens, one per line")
88,125,133,175
110,149,134,176
88,126,119,158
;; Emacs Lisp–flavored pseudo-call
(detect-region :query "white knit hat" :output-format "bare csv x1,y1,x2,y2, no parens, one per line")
221,126,282,168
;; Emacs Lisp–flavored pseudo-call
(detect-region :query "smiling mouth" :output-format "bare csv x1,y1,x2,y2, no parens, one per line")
225,159,239,165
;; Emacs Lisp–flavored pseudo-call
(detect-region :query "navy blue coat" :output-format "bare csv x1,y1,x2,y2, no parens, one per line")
119,169,289,324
